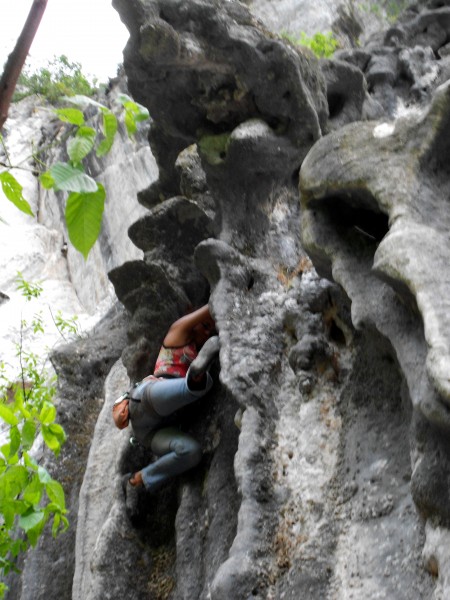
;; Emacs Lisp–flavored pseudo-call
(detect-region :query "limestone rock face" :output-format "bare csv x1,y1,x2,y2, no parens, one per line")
11,1,450,599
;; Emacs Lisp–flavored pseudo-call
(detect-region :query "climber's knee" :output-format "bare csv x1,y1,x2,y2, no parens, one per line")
170,437,202,468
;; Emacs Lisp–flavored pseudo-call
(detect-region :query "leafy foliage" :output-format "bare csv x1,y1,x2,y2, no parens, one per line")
361,0,412,22
0,172,33,216
282,31,339,58
0,92,149,259
13,55,97,104
14,273,43,301
0,276,74,598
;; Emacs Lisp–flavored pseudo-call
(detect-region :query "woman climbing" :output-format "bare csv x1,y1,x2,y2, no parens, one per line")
112,304,220,517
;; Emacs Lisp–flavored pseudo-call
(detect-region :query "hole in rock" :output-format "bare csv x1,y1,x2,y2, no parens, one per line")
329,319,346,345
328,92,346,119
314,194,389,244
247,274,255,291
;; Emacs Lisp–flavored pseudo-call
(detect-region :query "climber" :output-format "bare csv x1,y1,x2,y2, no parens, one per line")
112,303,220,516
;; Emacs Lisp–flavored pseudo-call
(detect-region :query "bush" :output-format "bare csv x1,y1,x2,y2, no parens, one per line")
13,55,97,103
282,31,339,58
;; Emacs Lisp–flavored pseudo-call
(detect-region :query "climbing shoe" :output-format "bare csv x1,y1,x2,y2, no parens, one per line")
121,472,141,521
189,335,220,379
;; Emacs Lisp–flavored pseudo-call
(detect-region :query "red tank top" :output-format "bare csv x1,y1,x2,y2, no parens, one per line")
153,342,197,378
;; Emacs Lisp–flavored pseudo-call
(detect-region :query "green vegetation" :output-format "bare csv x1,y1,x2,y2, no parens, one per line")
281,31,339,58
198,133,230,166
13,55,97,104
0,273,81,598
384,0,410,21
0,92,149,259
360,0,411,23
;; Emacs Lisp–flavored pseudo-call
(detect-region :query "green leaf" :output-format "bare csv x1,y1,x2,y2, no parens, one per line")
0,465,28,499
124,110,137,137
22,421,36,451
117,94,150,121
63,94,106,110
46,480,65,511
41,426,60,455
54,108,85,126
19,509,46,545
96,111,118,157
23,474,43,506
1,503,15,529
39,171,55,190
37,465,51,484
23,452,38,471
65,183,105,259
49,162,97,193
9,426,20,458
67,126,96,164
0,403,18,426
39,402,56,425
0,172,34,216
51,512,61,537
48,423,66,444
117,94,149,137
1,445,19,465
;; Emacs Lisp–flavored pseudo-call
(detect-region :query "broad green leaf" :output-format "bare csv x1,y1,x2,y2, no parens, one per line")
63,94,106,110
37,465,51,484
0,172,34,216
117,94,149,137
67,126,96,164
65,184,105,259
46,480,65,510
22,421,36,450
96,111,118,157
0,403,18,426
23,474,43,506
54,108,85,126
23,452,38,471
117,94,150,120
9,426,20,458
49,162,97,193
1,504,15,529
124,110,137,137
41,426,60,455
39,402,56,425
1,445,19,465
0,465,28,499
39,171,55,190
48,423,66,444
19,509,46,545
10,499,30,516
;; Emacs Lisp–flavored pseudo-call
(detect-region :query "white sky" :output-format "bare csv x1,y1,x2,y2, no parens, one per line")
1,0,129,82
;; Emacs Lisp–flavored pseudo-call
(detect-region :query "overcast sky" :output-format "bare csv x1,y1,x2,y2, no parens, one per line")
1,0,129,82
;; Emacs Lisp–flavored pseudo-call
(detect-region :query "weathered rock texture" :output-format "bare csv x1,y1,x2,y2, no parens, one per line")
10,0,450,599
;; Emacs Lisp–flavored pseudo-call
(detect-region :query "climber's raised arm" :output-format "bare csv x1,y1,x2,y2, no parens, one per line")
162,304,216,348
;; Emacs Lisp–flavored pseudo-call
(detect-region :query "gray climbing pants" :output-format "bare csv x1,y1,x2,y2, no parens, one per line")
141,427,203,491
132,372,213,492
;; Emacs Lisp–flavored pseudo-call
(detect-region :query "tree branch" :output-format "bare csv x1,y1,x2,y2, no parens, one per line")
0,0,48,131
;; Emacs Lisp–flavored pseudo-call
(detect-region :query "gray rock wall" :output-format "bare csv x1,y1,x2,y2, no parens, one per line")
10,0,450,598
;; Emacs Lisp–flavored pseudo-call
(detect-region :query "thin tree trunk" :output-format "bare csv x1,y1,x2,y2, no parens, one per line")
0,0,48,130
